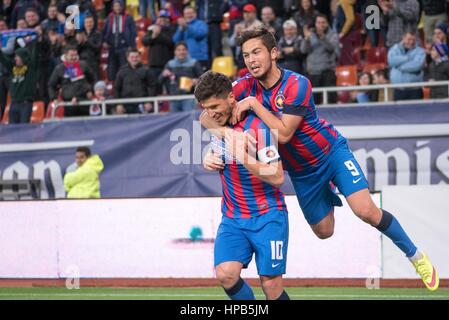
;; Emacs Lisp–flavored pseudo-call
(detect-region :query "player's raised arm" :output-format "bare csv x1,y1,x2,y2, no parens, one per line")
224,129,284,188
232,96,303,144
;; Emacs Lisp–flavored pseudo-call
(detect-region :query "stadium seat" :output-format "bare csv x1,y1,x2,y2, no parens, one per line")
93,0,104,11
336,65,358,86
220,12,230,31
363,62,386,74
1,104,9,124
45,101,64,119
211,56,236,78
30,101,45,123
100,63,108,81
135,18,151,32
365,47,388,65
423,87,430,100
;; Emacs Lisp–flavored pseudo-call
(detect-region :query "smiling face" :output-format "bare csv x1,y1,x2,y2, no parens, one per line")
242,38,277,81
201,94,234,126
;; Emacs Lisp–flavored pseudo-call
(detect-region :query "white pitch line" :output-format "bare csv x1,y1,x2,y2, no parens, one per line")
0,293,447,299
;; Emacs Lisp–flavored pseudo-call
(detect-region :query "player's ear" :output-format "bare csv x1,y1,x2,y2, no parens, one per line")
227,91,236,104
271,46,279,61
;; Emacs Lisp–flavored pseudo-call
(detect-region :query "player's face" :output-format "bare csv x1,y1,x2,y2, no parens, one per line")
75,152,88,167
242,38,277,81
201,94,234,126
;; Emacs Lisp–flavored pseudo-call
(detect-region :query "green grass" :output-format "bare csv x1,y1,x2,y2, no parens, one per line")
0,287,447,300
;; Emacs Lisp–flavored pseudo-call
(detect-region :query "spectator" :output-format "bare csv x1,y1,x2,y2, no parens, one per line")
379,0,420,48
173,6,209,70
388,30,426,101
300,14,340,104
335,0,358,66
0,17,10,119
16,18,27,29
426,42,449,98
197,0,225,60
422,0,448,44
114,48,157,114
10,0,43,28
432,22,448,45
261,6,283,40
102,0,136,81
64,147,104,199
139,0,157,21
229,4,262,68
142,9,176,87
159,41,202,112
372,69,394,102
77,15,102,80
293,0,319,37
48,46,96,116
0,0,15,27
350,72,378,103
89,80,109,116
277,19,304,74
24,6,39,28
0,41,39,124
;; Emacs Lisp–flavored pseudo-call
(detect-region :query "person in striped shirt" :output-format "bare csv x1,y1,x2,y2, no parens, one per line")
195,70,290,300
200,26,439,291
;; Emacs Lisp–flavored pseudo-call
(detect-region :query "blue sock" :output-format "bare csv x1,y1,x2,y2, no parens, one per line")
376,209,417,257
276,290,290,300
224,278,256,300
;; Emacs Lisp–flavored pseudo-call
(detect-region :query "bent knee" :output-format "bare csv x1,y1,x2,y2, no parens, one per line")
215,264,240,288
354,205,381,225
313,227,334,239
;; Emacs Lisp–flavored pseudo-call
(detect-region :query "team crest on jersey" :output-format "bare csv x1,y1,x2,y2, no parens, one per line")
266,149,276,158
275,93,285,110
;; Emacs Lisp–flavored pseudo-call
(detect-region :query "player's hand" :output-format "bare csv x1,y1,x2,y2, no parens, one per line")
231,96,256,125
224,129,257,164
203,151,225,171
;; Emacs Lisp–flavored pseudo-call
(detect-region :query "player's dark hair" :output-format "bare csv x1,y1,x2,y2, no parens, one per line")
237,25,277,52
194,71,232,103
76,146,91,157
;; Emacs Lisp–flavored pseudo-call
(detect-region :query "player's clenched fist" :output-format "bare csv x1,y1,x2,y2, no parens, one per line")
203,150,225,171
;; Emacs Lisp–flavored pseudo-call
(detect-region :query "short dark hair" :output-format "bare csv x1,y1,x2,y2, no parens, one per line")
237,25,277,52
25,7,39,16
374,69,388,80
175,41,188,50
76,147,91,157
126,47,139,56
64,45,78,53
194,71,232,103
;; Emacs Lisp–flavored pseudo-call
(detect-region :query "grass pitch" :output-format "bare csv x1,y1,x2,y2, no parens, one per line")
0,287,447,300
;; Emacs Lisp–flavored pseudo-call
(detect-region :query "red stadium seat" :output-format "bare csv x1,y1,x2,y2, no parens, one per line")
45,101,64,119
1,104,9,124
93,0,104,11
336,65,358,86
135,18,151,32
423,87,430,100
30,101,45,123
363,63,387,74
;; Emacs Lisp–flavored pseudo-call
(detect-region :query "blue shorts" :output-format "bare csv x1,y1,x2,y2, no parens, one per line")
289,137,369,225
214,210,289,276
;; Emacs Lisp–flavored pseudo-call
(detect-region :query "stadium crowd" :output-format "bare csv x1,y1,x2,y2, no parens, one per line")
0,0,449,124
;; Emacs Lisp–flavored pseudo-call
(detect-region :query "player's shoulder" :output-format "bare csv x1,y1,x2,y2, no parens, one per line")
232,73,254,88
284,69,311,87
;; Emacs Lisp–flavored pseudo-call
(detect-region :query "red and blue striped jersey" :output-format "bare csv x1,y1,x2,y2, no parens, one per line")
210,113,287,219
232,68,339,173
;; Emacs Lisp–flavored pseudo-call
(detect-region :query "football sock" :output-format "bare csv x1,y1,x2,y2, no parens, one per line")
224,277,256,300
276,290,290,300
376,209,418,258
